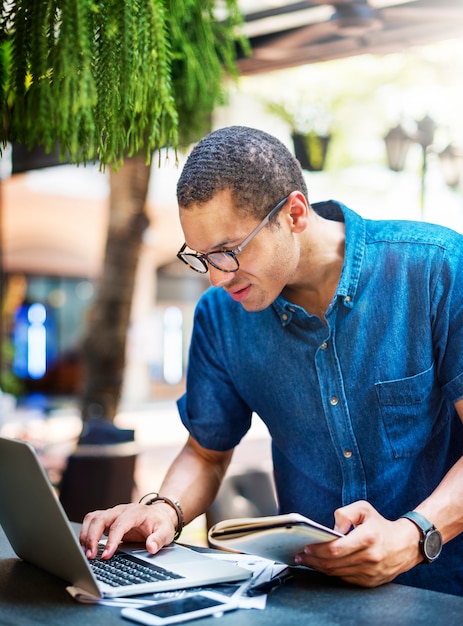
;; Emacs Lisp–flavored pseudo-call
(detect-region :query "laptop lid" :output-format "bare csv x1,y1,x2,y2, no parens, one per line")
0,436,251,599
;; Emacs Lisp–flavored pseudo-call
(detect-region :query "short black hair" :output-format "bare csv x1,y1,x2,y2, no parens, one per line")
177,125,308,219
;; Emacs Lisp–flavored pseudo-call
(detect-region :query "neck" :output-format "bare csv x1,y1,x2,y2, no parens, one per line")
282,213,345,318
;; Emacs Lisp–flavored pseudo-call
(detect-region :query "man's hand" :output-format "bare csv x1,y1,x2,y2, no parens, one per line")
79,500,178,560
294,500,423,587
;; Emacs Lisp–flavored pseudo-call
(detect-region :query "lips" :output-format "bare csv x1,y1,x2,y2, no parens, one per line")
227,285,251,302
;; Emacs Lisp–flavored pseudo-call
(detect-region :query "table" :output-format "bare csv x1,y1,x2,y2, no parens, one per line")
1,525,463,626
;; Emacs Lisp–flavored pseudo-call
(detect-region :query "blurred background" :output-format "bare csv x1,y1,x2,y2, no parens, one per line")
1,0,463,544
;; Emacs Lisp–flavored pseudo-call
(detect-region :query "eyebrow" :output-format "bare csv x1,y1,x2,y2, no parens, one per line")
186,236,241,255
212,239,240,251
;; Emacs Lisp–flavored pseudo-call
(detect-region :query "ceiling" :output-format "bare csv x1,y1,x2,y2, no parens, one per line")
235,0,463,74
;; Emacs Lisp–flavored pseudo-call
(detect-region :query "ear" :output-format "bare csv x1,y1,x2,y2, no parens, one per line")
286,190,310,233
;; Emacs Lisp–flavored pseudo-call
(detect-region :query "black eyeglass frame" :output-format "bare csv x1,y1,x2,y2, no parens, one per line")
177,195,290,274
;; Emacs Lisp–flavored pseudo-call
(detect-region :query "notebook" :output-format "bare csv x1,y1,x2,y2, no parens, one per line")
0,436,251,600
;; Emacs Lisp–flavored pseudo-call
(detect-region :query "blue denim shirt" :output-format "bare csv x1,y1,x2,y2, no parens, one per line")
177,200,463,595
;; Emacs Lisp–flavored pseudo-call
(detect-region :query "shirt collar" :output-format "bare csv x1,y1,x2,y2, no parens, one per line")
313,200,365,308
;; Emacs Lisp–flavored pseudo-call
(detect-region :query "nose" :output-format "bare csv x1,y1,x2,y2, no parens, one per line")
208,265,236,288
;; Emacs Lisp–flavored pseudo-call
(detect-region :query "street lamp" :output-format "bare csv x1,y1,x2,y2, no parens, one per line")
384,115,436,214
384,124,412,172
438,144,463,189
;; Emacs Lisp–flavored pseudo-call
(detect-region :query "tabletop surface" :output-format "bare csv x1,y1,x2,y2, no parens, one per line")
1,525,463,626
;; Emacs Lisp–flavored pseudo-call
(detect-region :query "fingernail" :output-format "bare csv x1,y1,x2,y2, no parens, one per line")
304,547,312,555
294,555,302,564
147,538,159,553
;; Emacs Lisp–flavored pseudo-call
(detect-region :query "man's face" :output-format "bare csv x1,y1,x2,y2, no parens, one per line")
179,189,299,312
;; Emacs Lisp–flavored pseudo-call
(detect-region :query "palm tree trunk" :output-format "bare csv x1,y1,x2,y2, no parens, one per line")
81,156,151,422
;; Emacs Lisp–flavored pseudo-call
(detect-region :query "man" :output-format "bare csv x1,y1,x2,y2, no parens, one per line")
81,125,463,596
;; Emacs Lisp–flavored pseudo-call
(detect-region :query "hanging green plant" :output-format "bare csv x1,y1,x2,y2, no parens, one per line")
0,0,248,166
168,0,249,147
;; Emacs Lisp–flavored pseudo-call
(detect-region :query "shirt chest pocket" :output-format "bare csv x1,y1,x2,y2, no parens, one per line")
374,364,449,459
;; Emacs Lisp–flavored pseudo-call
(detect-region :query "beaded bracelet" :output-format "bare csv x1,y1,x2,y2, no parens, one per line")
139,491,185,541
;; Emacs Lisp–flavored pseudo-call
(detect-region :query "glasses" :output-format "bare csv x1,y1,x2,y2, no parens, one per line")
177,196,289,274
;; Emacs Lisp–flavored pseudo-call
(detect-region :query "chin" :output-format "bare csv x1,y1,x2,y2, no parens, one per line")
240,298,273,313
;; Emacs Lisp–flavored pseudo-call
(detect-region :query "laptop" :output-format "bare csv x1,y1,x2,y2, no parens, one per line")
0,436,251,600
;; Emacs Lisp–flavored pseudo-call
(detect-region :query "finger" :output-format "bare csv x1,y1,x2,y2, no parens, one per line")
81,506,128,559
101,503,173,558
294,540,339,568
333,513,354,535
295,546,366,582
145,533,162,554
101,512,139,558
80,510,110,558
145,528,173,554
296,537,392,588
294,531,365,569
333,500,377,534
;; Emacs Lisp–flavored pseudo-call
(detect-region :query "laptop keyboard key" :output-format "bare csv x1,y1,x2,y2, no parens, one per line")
90,552,183,587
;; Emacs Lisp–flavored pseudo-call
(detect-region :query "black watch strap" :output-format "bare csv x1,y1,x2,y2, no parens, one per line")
400,511,442,564
400,511,433,533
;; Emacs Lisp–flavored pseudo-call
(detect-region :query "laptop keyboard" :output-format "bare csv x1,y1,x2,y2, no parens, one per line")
90,552,183,587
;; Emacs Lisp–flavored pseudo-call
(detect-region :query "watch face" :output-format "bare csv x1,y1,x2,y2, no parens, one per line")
423,529,443,561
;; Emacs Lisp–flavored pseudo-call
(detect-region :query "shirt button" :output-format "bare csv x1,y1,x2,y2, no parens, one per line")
320,341,328,350
345,296,351,303
343,449,353,458
330,396,339,406
282,313,288,321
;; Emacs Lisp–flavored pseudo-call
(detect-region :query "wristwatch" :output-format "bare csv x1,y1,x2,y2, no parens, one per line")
400,511,443,563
